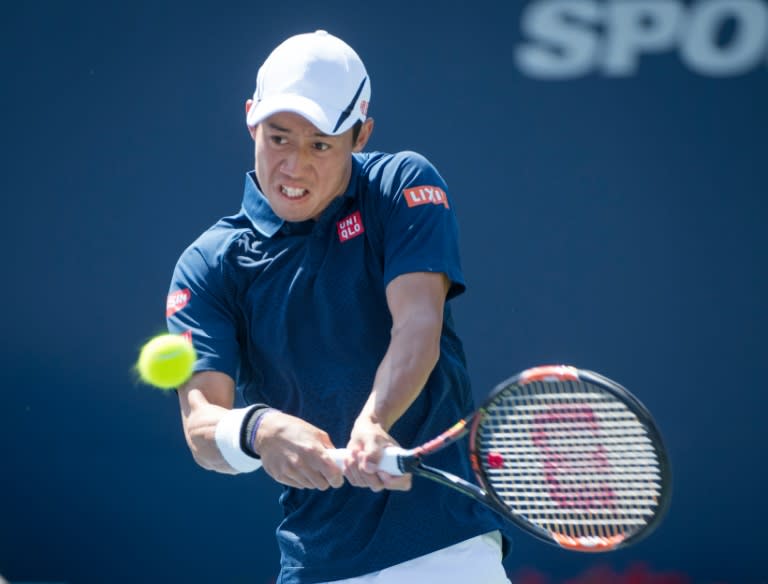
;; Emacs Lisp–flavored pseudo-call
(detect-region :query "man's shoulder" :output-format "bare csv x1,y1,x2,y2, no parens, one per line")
356,150,441,202
176,212,255,272
357,150,436,177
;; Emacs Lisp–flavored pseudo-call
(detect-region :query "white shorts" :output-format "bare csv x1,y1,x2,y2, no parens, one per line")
324,531,511,584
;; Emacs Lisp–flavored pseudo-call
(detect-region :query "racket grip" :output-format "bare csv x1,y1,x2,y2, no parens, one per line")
327,446,408,476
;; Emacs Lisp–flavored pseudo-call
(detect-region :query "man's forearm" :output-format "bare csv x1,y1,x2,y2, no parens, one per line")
359,313,442,431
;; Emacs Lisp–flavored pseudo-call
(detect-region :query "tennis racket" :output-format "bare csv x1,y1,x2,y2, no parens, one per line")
329,365,671,552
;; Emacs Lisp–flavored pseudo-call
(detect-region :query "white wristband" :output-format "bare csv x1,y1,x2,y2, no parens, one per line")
214,407,263,473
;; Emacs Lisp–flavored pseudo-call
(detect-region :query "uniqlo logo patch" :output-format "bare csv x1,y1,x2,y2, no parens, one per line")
403,185,449,209
180,330,193,343
166,288,191,317
337,211,365,242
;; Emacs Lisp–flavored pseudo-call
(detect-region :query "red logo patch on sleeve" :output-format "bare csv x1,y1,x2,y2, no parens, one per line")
166,288,191,317
337,211,365,242
180,330,193,343
403,185,449,209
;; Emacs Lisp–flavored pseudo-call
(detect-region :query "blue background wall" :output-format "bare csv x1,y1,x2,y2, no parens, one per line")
2,1,765,583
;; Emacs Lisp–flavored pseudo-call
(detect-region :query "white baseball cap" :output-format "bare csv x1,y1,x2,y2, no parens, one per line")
246,30,370,136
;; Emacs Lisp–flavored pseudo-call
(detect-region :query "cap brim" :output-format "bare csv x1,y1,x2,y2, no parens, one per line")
246,94,349,136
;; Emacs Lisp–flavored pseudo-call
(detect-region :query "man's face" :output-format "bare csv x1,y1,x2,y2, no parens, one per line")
249,111,371,222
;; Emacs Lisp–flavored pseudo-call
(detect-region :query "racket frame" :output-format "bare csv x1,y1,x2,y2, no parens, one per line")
465,365,672,551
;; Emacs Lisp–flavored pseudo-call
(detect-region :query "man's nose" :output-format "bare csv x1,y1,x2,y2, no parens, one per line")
280,147,308,176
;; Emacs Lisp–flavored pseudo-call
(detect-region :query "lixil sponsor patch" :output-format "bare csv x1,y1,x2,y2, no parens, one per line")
403,185,449,209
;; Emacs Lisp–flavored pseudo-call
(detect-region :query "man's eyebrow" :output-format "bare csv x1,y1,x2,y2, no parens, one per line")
266,121,330,138
266,122,290,132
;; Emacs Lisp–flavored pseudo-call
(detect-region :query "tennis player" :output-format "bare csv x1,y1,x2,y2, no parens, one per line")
166,30,511,584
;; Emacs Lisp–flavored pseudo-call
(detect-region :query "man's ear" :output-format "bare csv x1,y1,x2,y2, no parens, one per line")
245,99,258,139
353,118,375,152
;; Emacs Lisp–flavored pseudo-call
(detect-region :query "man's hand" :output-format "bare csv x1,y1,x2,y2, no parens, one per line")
254,411,345,490
342,416,412,492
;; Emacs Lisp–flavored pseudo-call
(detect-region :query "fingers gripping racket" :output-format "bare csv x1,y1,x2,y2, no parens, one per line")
329,365,671,552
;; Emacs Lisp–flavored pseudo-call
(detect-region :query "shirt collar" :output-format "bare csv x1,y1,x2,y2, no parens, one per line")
241,155,363,238
241,171,283,238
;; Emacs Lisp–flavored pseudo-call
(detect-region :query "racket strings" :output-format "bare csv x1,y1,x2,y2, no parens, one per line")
476,379,663,545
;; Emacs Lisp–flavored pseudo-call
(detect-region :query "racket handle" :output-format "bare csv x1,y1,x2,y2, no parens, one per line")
327,446,409,476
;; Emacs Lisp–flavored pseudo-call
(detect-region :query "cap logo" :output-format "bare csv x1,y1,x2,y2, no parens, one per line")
360,100,369,116
166,288,191,317
337,211,365,242
403,186,450,209
333,77,369,133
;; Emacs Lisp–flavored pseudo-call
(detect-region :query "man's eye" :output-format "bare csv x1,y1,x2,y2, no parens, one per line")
271,136,287,145
314,142,330,151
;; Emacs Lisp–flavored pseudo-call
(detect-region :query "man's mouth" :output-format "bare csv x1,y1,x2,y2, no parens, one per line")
281,185,308,199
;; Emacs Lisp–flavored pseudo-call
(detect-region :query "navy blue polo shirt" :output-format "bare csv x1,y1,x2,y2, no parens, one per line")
167,151,503,584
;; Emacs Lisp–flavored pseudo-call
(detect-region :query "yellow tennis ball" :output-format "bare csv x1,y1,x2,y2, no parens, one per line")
137,334,196,389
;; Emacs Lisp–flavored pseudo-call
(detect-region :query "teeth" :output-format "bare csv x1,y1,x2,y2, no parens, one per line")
281,186,306,198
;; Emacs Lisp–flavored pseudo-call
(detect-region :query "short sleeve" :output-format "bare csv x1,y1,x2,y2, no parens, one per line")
166,243,240,380
379,152,466,299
